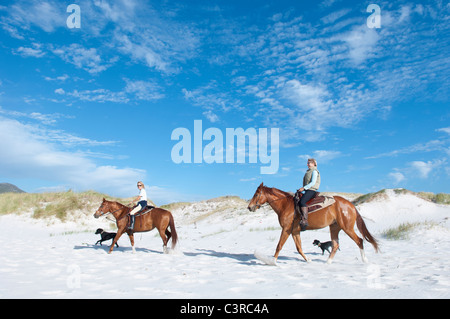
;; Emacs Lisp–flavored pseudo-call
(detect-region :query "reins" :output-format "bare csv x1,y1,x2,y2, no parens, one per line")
96,203,132,220
254,187,292,208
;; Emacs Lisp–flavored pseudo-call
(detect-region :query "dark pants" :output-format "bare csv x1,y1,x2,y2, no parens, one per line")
300,190,317,207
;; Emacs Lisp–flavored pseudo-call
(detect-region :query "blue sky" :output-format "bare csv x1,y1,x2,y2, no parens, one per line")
0,0,449,204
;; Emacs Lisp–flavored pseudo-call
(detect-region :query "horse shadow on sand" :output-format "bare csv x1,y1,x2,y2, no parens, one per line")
182,248,313,266
73,244,324,264
73,244,162,254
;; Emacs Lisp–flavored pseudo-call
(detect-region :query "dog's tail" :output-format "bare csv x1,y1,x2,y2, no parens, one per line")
169,213,178,249
356,211,379,253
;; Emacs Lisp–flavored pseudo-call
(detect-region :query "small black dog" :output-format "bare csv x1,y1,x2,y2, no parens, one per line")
95,228,118,247
313,239,338,255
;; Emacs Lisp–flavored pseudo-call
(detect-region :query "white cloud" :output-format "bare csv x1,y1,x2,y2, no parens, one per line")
67,89,129,104
283,80,331,113
15,45,46,58
437,127,450,135
409,161,433,179
0,106,72,126
60,79,165,104
45,74,69,82
124,79,164,101
182,82,243,122
52,44,114,74
388,172,406,184
341,25,380,65
366,139,448,159
298,150,342,163
0,116,143,197
3,1,65,34
90,0,200,74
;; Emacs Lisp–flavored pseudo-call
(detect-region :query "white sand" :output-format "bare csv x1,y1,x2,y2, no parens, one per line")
0,190,449,299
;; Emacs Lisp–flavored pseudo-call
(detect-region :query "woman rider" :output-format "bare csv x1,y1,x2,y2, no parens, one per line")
128,181,147,230
297,158,320,231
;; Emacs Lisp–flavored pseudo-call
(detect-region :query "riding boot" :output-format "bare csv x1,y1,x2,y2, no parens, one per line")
128,215,135,230
300,207,309,231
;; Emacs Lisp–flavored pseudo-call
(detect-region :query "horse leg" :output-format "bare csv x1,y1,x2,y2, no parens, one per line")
327,223,341,264
343,228,368,263
292,234,310,262
109,230,124,254
274,228,290,261
158,227,169,253
165,228,172,243
127,232,136,254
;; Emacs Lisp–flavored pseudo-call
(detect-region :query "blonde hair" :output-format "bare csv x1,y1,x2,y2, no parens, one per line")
137,181,145,188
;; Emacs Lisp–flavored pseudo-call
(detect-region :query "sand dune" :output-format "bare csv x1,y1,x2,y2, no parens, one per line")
0,189,449,298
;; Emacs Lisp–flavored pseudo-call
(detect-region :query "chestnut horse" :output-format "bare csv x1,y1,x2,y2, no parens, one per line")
248,183,378,264
93,199,178,254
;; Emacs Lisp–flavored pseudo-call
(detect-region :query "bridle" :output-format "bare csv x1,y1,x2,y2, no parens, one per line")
252,188,263,209
251,186,290,209
95,202,130,219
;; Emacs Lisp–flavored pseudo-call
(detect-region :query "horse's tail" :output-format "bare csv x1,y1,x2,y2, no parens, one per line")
356,211,379,253
168,213,178,249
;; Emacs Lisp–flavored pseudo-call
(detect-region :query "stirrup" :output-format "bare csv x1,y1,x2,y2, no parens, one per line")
128,215,135,230
300,222,308,232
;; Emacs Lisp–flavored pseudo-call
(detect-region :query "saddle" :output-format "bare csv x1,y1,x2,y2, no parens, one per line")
126,206,155,229
135,205,155,216
294,192,335,214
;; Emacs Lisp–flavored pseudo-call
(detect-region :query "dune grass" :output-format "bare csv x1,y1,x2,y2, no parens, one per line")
353,189,450,205
0,190,126,221
382,221,438,240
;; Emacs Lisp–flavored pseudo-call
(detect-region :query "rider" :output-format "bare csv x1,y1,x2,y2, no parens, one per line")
297,158,320,231
128,181,148,230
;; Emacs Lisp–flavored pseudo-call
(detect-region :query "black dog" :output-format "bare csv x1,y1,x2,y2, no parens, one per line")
95,228,118,247
313,239,338,255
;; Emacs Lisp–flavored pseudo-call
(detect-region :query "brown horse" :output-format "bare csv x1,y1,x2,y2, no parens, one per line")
93,199,178,254
248,183,378,264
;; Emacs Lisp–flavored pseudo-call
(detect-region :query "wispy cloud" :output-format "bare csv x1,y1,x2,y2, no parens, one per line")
1,0,65,35
0,106,72,125
51,44,115,75
366,140,448,159
14,43,46,58
182,81,243,123
182,2,449,143
124,79,165,101
0,116,140,196
2,0,201,75
388,159,448,186
298,150,342,163
56,79,164,104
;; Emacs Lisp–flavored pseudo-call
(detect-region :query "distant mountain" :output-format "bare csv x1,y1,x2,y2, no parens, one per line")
0,183,25,194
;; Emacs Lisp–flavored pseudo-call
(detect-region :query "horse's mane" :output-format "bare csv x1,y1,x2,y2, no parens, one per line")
262,186,294,198
105,199,130,211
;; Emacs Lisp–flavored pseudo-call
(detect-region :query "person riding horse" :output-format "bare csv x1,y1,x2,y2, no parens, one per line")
296,158,320,231
128,181,147,230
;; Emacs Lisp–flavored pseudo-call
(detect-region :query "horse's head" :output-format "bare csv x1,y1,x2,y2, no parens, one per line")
248,182,268,212
93,198,111,219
